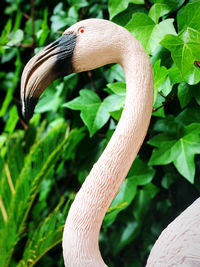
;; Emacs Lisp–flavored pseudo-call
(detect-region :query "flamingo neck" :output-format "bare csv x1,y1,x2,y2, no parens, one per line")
62,35,154,267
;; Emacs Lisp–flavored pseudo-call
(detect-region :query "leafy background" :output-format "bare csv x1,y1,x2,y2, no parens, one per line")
0,0,200,266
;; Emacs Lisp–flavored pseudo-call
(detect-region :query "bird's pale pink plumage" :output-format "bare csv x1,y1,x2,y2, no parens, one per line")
146,197,200,267
62,19,154,266
21,18,200,267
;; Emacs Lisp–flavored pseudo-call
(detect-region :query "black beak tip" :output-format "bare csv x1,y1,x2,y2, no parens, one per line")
22,97,39,122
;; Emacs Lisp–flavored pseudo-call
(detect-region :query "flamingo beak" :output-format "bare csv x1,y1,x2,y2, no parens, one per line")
21,33,77,121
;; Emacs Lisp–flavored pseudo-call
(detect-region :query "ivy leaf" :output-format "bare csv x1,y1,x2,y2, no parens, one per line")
127,157,155,186
0,18,12,54
168,66,184,85
104,157,154,226
149,3,171,24
108,0,144,20
105,82,126,121
104,64,125,83
149,123,200,183
106,82,126,96
133,183,159,222
178,82,192,108
161,1,200,79
68,0,88,10
185,65,200,85
149,0,185,23
126,13,176,54
178,82,200,108
104,178,137,226
168,65,200,87
154,115,183,136
109,0,129,20
7,29,24,46
161,34,200,78
50,3,74,32
176,106,200,127
177,0,200,33
63,89,123,137
35,82,64,114
153,60,168,102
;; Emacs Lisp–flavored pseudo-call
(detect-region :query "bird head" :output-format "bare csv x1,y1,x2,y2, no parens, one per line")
21,19,126,121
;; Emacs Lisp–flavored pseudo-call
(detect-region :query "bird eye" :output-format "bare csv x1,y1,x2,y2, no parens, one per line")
78,27,85,34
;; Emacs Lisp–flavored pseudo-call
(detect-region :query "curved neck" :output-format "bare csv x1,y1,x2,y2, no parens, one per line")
62,35,154,267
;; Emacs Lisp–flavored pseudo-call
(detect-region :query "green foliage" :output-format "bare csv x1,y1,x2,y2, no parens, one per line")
64,89,124,136
149,121,200,183
126,13,176,54
149,0,185,23
161,0,200,80
17,196,73,267
0,0,200,266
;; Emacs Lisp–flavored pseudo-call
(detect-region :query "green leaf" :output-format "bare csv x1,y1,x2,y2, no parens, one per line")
178,82,192,108
0,18,12,53
116,221,139,253
109,108,123,121
63,127,86,160
35,82,64,114
106,82,126,96
126,13,176,54
12,11,22,33
17,196,73,267
4,105,18,134
149,0,185,23
161,34,200,78
37,9,49,46
153,60,168,102
104,64,125,83
176,106,200,127
108,0,144,20
178,82,200,108
168,65,200,88
168,66,184,85
104,157,154,227
50,3,75,32
149,123,200,183
160,1,200,79
0,123,69,266
0,50,22,117
68,0,88,10
161,166,177,189
104,178,137,226
185,65,200,85
63,89,123,137
7,29,24,46
177,0,200,33
127,157,155,186
152,94,165,118
133,183,159,222
154,115,183,136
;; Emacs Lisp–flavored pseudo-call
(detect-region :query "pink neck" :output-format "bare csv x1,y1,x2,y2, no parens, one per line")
62,35,154,267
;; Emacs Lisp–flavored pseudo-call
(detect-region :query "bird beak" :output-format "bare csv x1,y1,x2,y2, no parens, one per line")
21,33,77,121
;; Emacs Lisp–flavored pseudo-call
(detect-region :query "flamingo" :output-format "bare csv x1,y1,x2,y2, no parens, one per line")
21,19,200,266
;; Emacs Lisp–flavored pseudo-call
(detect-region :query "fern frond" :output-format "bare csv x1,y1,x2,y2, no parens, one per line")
17,195,74,267
0,123,69,267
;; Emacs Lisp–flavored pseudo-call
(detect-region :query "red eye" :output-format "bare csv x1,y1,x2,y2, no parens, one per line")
78,27,85,34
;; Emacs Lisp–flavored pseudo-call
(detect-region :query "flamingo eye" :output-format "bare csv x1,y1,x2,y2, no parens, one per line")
78,27,85,34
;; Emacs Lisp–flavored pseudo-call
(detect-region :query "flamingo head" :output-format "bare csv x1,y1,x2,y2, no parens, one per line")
21,19,126,121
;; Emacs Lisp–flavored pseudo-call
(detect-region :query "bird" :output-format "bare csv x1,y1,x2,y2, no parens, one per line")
21,18,200,267
146,197,200,266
